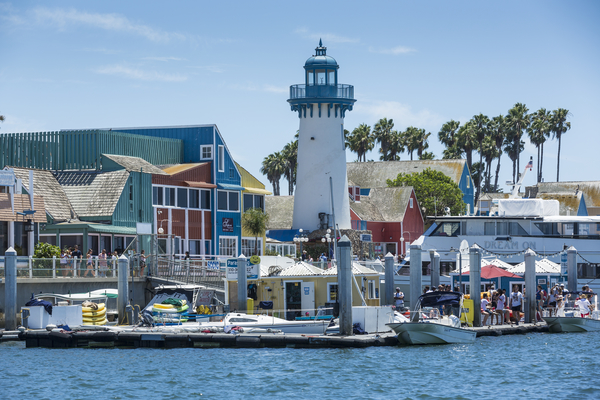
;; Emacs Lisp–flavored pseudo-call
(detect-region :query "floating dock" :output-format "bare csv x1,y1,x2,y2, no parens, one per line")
5,323,550,349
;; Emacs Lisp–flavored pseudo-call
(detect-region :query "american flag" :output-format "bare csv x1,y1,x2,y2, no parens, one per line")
526,159,533,171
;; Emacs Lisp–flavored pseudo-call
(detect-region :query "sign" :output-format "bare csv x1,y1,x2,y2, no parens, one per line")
222,218,234,232
360,234,372,242
226,258,260,280
136,222,152,234
0,169,15,186
207,261,220,270
249,255,261,265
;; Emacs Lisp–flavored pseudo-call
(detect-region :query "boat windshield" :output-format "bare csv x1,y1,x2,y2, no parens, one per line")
418,291,463,307
430,222,461,237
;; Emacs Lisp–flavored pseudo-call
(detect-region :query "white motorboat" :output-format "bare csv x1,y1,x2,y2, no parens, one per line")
386,292,476,345
219,313,331,335
543,294,600,333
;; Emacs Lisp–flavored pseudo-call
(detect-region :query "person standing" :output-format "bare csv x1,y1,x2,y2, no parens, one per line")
510,285,524,325
496,289,509,325
98,249,108,277
84,249,95,277
72,245,82,277
60,249,68,277
111,251,118,276
393,287,405,311
575,294,592,317
139,249,146,277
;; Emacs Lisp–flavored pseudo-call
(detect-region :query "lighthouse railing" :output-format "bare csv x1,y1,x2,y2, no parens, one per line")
289,84,354,100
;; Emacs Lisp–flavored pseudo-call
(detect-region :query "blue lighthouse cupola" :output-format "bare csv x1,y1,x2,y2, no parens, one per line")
304,39,339,86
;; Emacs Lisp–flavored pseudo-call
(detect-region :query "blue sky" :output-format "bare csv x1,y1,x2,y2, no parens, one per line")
2,1,599,192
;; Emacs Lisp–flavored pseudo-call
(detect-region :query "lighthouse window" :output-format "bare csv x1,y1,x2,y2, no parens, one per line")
328,71,335,85
307,71,314,85
316,70,326,85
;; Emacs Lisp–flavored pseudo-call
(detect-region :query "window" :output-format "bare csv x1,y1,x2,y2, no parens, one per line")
497,222,508,235
409,198,413,208
328,70,335,85
201,190,210,209
229,168,234,179
219,237,237,256
368,280,379,299
189,239,211,255
164,187,175,206
316,69,325,85
153,187,163,206
177,188,188,208
431,222,460,237
201,145,213,160
484,222,495,235
218,190,239,211
535,222,559,236
242,238,262,256
327,283,338,302
218,145,224,172
189,189,199,209
509,222,528,236
243,193,265,212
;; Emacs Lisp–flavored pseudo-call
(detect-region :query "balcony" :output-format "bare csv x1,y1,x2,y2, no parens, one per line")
289,84,354,101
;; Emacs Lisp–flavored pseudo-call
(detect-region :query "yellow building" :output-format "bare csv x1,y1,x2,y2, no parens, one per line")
226,260,381,319
236,162,271,256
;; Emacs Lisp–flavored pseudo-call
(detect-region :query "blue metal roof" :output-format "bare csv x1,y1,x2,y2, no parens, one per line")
304,55,338,68
217,183,244,191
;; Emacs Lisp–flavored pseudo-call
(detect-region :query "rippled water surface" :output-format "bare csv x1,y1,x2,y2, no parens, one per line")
1,331,599,399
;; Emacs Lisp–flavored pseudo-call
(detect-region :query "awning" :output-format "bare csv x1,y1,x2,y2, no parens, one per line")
217,183,245,191
184,181,217,189
243,187,272,195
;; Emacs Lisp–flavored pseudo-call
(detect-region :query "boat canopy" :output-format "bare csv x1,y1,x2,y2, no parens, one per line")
418,291,462,307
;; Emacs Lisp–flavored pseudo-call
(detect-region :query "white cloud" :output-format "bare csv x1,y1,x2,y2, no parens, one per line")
369,45,416,55
187,65,226,73
32,7,186,42
295,28,359,44
142,57,187,62
94,65,187,82
357,100,445,131
229,82,288,94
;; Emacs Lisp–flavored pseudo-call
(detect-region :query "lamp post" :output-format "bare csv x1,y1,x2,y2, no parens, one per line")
321,229,332,262
400,231,411,257
293,228,308,258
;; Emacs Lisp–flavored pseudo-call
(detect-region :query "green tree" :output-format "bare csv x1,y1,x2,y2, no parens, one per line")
373,118,395,161
281,141,298,195
260,152,285,196
527,108,551,183
347,123,374,162
33,242,61,277
489,115,507,191
241,207,270,256
551,108,571,182
438,120,461,159
505,103,530,178
387,168,466,222
455,121,478,172
419,151,435,160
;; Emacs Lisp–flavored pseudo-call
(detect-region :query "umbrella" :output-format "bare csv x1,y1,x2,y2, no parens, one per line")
462,265,521,279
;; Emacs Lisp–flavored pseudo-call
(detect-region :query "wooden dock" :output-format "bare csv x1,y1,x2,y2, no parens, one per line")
5,322,549,349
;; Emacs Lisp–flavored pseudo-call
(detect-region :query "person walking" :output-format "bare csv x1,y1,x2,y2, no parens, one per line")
84,249,95,277
98,249,108,277
72,245,82,277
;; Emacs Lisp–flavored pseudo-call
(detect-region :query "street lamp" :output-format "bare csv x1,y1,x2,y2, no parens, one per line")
321,229,332,259
400,231,411,256
293,228,308,258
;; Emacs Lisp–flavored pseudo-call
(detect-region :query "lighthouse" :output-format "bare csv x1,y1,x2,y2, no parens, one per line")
289,41,356,231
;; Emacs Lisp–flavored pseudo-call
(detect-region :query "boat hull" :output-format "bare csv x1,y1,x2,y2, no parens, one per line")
543,317,600,333
387,322,476,345
229,321,329,335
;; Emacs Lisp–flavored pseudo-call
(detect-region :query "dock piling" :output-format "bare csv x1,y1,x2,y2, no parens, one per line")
524,249,536,323
469,246,481,327
4,247,17,330
384,252,394,306
409,244,422,321
338,235,353,336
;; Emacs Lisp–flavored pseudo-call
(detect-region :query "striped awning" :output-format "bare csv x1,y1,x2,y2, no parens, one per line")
243,187,272,195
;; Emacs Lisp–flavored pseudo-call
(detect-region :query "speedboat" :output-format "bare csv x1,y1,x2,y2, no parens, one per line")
543,293,600,333
386,291,476,345
218,313,331,335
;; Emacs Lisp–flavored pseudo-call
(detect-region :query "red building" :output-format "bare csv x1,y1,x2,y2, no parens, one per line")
349,186,423,257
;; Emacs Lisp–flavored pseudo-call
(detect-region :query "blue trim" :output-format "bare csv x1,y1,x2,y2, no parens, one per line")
217,183,244,191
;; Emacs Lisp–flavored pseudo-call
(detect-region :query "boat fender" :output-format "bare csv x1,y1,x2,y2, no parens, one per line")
46,324,57,331
92,331,117,342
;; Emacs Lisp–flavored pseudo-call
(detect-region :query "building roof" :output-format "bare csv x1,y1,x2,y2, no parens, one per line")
235,162,272,195
55,170,129,217
534,181,600,207
162,163,206,175
347,159,467,188
265,196,295,230
12,167,75,222
102,154,167,175
278,262,325,277
0,193,46,222
351,187,414,222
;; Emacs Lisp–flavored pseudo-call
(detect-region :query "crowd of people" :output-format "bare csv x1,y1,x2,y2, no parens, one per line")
58,247,146,277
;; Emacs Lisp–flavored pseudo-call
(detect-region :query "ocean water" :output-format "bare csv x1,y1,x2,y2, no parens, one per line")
1,331,599,399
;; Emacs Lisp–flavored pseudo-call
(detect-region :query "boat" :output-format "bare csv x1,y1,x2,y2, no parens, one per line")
386,291,476,345
406,159,600,267
217,312,331,334
543,293,600,333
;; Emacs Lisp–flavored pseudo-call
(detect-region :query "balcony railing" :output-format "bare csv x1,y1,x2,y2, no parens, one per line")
289,84,354,101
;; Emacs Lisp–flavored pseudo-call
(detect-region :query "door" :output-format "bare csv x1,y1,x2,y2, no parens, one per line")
284,281,302,321
301,282,315,317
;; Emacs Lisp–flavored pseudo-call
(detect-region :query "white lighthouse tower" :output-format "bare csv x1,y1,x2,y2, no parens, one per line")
289,41,356,231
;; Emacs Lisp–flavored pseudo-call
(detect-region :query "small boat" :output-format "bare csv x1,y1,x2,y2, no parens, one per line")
386,291,476,345
543,293,600,333
217,313,331,335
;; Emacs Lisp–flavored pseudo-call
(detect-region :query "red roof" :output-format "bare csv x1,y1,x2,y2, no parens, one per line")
462,265,521,279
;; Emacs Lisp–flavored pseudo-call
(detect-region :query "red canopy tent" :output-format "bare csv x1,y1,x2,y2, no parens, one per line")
462,265,521,279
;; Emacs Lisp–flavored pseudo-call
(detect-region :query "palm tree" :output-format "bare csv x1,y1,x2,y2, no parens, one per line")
281,141,298,195
455,121,478,172
347,124,374,162
489,115,507,191
260,152,285,195
373,118,395,161
416,130,431,160
503,136,525,184
551,108,571,182
527,108,551,183
438,120,460,152
505,103,530,175
472,114,490,201
387,130,404,161
241,207,270,256
403,126,419,160
481,135,499,192
419,151,435,160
